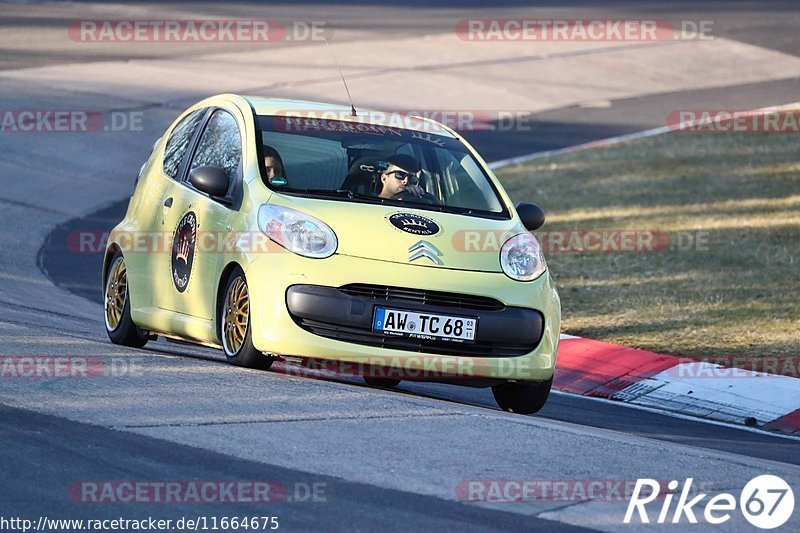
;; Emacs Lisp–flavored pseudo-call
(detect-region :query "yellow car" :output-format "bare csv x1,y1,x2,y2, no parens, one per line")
103,94,561,414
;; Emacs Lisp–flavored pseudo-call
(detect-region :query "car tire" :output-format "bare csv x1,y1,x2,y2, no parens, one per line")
492,377,552,414
364,377,401,388
220,267,273,370
104,252,148,348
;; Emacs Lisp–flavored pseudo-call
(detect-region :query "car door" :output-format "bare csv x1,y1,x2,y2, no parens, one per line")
157,107,244,325
125,107,208,317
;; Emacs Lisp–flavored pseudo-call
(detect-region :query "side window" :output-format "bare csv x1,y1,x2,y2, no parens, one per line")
162,109,206,179
189,110,242,182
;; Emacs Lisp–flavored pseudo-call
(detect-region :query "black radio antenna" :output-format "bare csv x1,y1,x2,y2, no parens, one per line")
324,37,357,117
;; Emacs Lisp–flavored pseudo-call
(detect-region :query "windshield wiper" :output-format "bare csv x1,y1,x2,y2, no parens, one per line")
287,188,382,201
437,206,472,214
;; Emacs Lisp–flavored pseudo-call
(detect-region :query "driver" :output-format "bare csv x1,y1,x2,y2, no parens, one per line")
378,154,426,200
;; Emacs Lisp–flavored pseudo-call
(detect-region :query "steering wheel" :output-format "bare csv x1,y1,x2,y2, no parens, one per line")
391,190,440,205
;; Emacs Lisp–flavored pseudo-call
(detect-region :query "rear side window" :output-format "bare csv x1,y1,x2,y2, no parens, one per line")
162,109,206,179
189,110,242,180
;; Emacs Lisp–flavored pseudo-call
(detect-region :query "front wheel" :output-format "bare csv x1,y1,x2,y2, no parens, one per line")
220,268,272,370
492,377,552,414
104,252,148,348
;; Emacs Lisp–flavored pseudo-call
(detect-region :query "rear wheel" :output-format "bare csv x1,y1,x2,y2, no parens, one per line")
220,268,272,370
104,252,148,348
492,377,552,414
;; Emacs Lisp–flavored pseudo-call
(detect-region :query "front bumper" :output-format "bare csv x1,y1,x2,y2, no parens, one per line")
247,252,561,381
286,284,544,357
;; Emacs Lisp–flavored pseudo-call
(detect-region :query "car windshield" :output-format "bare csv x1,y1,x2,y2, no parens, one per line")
256,115,508,217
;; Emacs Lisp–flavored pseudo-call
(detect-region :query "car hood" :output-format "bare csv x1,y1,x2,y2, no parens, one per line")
268,194,525,272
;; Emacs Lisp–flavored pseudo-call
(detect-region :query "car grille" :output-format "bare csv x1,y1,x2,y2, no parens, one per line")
339,283,506,311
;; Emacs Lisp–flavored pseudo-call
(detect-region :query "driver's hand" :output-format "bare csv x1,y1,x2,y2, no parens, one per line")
405,184,425,197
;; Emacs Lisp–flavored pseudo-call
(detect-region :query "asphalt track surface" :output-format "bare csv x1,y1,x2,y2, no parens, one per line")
2,405,588,532
3,1,800,531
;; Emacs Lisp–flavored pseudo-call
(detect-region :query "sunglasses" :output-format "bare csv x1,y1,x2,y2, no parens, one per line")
386,170,419,184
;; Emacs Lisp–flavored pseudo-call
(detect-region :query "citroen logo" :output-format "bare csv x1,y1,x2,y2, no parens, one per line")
408,240,443,265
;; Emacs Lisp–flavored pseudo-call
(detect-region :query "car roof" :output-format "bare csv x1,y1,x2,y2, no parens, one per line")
243,96,458,138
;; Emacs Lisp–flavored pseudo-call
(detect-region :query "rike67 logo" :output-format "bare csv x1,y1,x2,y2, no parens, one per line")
625,476,795,529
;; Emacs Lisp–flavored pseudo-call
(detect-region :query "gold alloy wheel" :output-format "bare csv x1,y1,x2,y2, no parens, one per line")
223,277,250,355
104,256,127,331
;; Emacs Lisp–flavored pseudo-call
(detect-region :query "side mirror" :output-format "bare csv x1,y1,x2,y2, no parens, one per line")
189,166,230,198
516,202,545,231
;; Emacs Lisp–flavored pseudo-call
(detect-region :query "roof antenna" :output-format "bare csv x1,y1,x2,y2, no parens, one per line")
324,37,357,117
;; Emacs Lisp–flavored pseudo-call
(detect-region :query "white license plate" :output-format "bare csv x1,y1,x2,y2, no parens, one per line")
372,307,477,343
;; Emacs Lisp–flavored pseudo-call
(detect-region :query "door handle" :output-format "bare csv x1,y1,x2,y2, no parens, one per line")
163,197,173,208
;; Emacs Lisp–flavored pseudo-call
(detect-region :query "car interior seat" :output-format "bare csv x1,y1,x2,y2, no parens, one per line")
340,157,384,195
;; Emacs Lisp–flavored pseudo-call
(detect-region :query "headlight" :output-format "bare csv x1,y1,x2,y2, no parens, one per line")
257,205,337,259
500,232,546,281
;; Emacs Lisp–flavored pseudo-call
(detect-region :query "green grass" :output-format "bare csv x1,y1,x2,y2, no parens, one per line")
496,129,800,362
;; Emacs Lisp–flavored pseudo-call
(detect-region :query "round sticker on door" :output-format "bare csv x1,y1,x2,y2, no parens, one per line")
171,211,197,293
